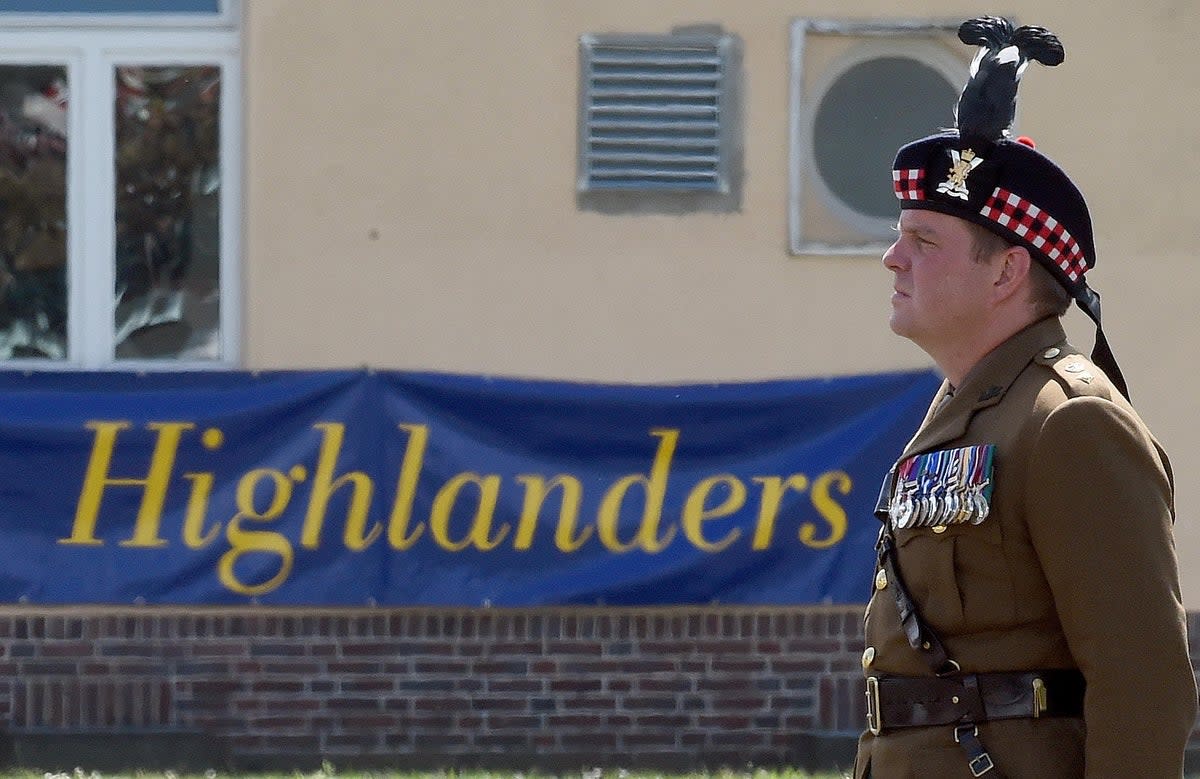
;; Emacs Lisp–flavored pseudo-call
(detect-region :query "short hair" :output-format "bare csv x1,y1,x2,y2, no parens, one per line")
969,224,1011,266
968,223,1071,318
1028,259,1072,318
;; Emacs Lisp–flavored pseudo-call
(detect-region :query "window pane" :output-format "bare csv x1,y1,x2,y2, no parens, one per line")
1,1,219,13
114,65,220,360
0,65,68,360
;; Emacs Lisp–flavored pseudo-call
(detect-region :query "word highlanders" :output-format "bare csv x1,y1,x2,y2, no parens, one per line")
61,423,853,595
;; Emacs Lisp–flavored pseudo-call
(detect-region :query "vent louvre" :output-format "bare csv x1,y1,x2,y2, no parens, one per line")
580,36,730,192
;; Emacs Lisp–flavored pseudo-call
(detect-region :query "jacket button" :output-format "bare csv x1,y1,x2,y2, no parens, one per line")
875,569,888,591
932,525,948,534
1042,347,1061,359
862,646,876,670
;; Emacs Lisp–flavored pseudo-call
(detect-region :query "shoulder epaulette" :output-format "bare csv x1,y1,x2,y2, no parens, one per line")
1033,345,1113,400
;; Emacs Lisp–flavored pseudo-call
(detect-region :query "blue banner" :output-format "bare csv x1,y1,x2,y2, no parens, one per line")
0,368,940,606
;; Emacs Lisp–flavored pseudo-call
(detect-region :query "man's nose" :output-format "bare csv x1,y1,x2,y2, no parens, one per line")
882,240,906,272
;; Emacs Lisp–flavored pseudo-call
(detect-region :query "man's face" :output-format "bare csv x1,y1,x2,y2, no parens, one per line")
883,209,998,352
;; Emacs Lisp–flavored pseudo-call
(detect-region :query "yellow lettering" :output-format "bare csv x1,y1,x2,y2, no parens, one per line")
387,423,428,550
803,471,851,549
302,423,380,551
429,473,508,551
181,472,220,548
218,468,295,596
597,428,679,553
181,427,224,548
682,474,745,552
62,421,193,548
751,474,810,550
513,474,590,551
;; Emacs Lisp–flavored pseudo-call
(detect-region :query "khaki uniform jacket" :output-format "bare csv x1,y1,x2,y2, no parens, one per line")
854,317,1197,778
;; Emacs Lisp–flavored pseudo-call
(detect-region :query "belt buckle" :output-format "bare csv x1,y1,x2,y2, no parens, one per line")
955,725,995,777
968,753,995,777
865,676,882,735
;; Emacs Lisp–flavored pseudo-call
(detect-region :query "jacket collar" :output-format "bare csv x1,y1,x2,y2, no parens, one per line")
899,317,1067,460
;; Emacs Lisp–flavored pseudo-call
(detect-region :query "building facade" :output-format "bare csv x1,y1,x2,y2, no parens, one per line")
0,0,1197,771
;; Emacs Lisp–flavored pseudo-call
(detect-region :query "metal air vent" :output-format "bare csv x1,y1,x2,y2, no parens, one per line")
578,33,733,193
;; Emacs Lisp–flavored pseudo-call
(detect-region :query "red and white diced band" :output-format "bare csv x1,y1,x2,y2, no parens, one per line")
892,169,925,201
979,188,1087,282
890,169,1088,282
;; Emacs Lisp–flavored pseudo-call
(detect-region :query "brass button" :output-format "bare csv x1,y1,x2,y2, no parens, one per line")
862,646,876,670
875,569,888,591
932,525,948,534
1042,347,1061,359
952,695,960,704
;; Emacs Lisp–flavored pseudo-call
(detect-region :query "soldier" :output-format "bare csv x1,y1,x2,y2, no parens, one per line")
855,17,1198,778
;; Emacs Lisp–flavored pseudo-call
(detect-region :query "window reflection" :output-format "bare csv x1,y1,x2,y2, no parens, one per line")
114,65,220,360
0,65,68,360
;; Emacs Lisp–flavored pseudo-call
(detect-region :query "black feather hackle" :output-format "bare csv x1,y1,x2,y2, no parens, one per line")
958,16,1014,50
954,16,1065,143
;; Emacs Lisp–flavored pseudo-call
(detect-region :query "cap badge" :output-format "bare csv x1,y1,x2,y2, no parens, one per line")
936,148,984,201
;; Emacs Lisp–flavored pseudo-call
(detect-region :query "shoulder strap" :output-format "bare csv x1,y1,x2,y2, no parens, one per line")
873,469,1008,778
873,464,958,675
876,526,959,676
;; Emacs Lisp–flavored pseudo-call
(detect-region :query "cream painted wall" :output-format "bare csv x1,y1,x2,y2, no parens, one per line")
242,1,1200,602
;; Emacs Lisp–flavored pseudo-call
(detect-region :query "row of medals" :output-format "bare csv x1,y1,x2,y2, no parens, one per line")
887,446,993,530
889,485,991,530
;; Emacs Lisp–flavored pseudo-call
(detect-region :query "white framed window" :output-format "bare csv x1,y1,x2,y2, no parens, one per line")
0,1,237,28
789,19,967,255
0,1,240,368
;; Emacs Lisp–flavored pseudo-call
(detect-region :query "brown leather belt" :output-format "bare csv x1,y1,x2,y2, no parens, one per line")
865,669,1085,735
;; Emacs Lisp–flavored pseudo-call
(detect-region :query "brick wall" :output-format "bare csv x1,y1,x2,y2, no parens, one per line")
0,606,868,772
4,607,1197,772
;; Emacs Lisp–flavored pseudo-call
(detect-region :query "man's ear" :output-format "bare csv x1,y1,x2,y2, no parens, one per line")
993,244,1032,303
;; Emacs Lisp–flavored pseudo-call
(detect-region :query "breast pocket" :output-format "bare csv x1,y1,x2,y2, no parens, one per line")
895,518,1015,634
